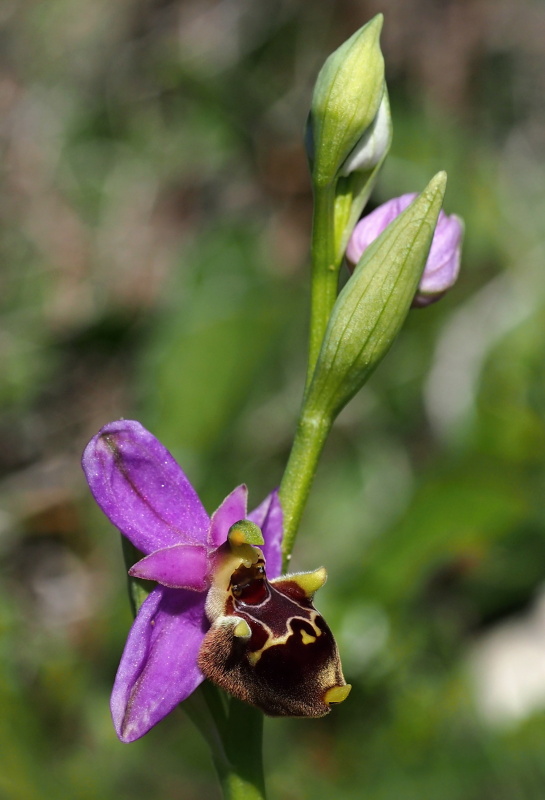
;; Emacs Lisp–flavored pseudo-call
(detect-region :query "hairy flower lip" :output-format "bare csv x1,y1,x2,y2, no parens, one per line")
82,419,284,742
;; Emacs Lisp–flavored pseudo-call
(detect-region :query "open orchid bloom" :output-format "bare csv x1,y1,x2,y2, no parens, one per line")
82,420,350,742
346,192,463,307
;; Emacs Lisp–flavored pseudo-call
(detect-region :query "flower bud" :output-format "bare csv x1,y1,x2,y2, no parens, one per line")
346,193,463,307
305,173,447,420
339,92,392,176
331,90,392,260
307,15,386,187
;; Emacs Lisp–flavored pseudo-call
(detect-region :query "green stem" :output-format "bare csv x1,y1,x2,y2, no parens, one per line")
279,411,332,570
215,700,267,800
280,180,340,567
306,183,339,389
187,685,267,800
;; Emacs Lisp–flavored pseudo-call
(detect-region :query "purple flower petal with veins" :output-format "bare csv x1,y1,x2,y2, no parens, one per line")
346,193,463,307
82,419,284,742
110,586,207,743
82,419,210,553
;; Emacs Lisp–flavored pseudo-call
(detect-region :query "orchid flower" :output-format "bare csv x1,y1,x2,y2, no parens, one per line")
346,192,463,307
82,420,350,742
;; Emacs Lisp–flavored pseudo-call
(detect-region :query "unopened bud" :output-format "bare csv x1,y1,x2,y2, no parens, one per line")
346,193,463,307
339,92,392,176
305,173,447,420
307,15,386,186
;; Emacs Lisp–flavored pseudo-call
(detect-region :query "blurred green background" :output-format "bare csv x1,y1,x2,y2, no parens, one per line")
2,0,545,797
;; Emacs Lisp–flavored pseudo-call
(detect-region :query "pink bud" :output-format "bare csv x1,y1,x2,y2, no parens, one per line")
345,193,463,307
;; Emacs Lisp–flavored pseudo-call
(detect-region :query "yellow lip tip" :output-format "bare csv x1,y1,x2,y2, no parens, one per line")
324,684,352,705
233,619,251,639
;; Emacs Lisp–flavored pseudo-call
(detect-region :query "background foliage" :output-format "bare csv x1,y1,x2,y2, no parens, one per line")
2,0,545,797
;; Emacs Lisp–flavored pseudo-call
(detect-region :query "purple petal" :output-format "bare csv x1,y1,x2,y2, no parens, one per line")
345,194,416,265
208,484,248,548
129,544,208,590
248,490,283,579
346,194,463,307
82,420,210,554
416,213,463,298
111,585,207,742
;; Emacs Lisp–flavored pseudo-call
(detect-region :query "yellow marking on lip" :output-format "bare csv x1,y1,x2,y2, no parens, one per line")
247,650,260,667
233,619,252,639
245,611,323,666
324,684,351,705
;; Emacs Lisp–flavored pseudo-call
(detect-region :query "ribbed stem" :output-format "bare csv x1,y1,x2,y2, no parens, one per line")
187,686,267,800
306,183,339,388
279,411,332,569
215,700,266,800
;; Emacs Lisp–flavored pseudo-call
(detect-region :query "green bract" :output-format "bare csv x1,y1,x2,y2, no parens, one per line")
308,14,386,188
305,172,448,420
